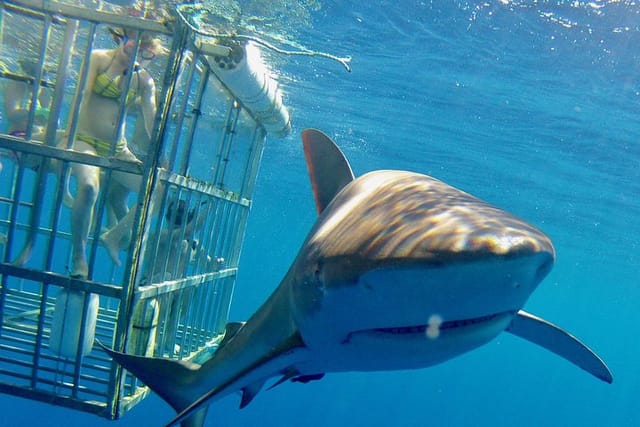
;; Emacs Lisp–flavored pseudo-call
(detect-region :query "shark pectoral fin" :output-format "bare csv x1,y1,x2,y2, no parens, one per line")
302,128,355,214
506,310,613,384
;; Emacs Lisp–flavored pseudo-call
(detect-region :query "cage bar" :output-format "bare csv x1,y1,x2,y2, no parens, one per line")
0,0,288,420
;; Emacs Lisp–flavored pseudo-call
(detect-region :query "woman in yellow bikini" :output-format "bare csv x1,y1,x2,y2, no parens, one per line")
69,29,165,278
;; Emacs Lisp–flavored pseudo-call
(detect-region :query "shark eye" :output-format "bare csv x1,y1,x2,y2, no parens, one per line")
312,262,325,287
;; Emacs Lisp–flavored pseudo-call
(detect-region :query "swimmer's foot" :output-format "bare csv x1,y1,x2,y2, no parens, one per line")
100,228,131,250
209,256,225,270
70,260,88,279
119,231,132,250
100,229,123,267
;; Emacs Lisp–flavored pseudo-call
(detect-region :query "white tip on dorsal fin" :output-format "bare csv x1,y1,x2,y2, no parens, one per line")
302,128,355,214
506,310,613,383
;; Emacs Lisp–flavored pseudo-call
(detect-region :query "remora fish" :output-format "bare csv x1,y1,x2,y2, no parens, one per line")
103,129,612,427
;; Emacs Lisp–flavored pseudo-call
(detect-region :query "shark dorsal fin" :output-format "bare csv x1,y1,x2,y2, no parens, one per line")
302,128,355,214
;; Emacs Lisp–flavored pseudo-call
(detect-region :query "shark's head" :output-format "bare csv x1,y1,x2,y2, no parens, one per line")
292,141,555,371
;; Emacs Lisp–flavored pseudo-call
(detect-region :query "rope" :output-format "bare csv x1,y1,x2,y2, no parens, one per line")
175,4,352,73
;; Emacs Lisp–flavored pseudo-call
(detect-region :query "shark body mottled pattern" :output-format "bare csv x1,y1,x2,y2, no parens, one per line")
103,129,611,427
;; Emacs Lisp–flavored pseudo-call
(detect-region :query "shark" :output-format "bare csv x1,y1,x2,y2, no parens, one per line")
103,128,612,427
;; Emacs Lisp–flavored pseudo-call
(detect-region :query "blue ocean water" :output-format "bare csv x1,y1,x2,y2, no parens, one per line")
2,1,640,426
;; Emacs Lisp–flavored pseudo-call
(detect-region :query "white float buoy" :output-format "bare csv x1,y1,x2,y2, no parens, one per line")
126,298,159,357
49,289,99,358
205,41,291,138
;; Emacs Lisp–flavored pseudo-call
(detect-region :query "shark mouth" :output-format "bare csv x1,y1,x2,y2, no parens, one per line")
343,311,514,343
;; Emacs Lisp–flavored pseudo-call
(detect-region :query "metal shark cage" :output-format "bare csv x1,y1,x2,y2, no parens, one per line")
0,0,289,420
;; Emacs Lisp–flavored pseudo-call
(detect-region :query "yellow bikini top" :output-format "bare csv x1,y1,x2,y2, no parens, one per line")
92,67,139,105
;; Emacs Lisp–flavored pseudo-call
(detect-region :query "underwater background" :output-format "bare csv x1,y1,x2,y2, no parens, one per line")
2,0,639,426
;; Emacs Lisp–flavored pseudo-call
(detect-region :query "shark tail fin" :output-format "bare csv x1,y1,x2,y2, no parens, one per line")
506,310,613,383
302,128,355,214
98,341,208,427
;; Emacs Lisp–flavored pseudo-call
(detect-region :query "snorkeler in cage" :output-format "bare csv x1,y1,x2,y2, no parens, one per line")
141,198,224,285
65,27,168,278
1,59,63,173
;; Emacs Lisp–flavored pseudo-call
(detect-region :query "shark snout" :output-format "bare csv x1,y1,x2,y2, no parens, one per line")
530,250,554,286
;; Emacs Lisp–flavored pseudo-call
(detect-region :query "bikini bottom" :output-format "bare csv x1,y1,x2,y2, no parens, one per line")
76,134,126,157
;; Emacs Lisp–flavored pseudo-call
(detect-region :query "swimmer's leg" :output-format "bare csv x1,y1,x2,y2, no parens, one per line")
100,206,134,264
70,161,106,278
102,155,165,264
105,180,130,230
100,183,161,263
100,146,146,263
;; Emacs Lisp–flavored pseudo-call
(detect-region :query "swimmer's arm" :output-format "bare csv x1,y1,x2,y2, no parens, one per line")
139,70,157,139
4,83,50,130
4,79,30,122
66,50,103,134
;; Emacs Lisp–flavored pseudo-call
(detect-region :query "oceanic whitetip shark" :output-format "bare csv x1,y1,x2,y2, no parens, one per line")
103,129,612,427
